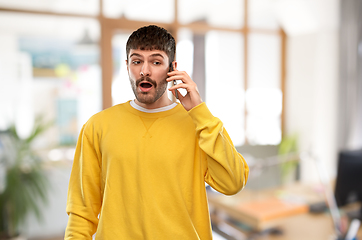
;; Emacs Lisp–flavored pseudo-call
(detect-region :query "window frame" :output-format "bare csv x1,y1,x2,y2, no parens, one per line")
0,0,287,145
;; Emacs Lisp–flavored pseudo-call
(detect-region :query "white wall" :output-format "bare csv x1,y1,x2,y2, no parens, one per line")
283,0,340,182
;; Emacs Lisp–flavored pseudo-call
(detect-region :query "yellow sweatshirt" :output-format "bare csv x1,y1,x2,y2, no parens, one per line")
65,101,249,240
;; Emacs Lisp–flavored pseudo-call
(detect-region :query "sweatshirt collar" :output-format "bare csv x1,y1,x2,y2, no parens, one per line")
130,100,177,113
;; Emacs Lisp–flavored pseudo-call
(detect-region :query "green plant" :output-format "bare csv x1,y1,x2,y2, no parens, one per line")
0,117,51,239
278,134,299,183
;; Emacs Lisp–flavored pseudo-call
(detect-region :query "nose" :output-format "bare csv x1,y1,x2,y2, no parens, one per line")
140,62,151,77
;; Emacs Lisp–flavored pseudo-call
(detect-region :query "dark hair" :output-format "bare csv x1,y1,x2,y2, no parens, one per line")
126,25,176,64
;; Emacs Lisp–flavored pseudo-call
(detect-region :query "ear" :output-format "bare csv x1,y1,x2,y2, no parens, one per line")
125,60,129,71
173,61,177,70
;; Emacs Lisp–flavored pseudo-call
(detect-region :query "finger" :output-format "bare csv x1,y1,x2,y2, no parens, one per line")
168,83,188,91
166,72,179,79
169,88,182,99
166,75,190,84
166,76,180,83
167,70,187,78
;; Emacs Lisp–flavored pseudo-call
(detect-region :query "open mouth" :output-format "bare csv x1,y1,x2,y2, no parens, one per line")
139,81,153,92
140,82,153,88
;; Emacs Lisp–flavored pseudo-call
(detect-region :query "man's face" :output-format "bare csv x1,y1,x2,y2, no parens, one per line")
127,49,170,108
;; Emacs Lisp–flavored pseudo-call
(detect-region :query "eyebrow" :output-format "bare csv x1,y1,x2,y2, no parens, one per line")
129,53,165,59
149,53,165,59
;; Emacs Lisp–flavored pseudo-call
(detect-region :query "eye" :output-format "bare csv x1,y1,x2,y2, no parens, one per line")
153,61,161,65
132,60,141,65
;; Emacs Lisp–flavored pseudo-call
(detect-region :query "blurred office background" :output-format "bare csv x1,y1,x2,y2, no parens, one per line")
0,0,361,239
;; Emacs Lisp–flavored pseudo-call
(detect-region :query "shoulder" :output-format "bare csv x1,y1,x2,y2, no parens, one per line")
187,102,217,127
83,102,130,132
168,104,197,130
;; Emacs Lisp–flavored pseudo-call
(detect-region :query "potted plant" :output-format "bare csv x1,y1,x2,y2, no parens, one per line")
0,117,51,239
278,134,299,184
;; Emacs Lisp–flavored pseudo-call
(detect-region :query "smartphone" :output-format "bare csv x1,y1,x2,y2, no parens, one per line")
169,62,178,99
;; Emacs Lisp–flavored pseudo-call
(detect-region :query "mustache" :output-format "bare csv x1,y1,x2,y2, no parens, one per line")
136,77,157,88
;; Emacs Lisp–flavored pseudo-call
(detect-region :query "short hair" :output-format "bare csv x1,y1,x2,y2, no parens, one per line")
126,25,176,65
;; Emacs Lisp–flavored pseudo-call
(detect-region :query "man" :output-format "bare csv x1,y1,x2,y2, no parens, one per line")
65,25,249,240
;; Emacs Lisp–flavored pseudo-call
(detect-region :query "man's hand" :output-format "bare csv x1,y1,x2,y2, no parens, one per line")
167,67,203,111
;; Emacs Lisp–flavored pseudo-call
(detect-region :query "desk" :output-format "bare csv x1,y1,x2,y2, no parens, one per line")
207,183,362,240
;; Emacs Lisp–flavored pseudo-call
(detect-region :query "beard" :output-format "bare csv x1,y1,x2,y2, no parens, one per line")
129,76,168,105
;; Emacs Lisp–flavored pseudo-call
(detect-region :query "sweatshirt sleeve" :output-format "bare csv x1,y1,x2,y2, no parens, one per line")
188,103,249,195
65,124,102,239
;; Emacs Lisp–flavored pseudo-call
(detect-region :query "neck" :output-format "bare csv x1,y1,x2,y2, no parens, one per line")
135,96,173,109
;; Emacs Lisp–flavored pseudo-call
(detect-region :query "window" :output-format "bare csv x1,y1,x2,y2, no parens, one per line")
0,0,286,148
103,0,174,22
178,0,244,28
246,33,282,145
0,12,101,149
0,0,99,15
205,31,245,146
